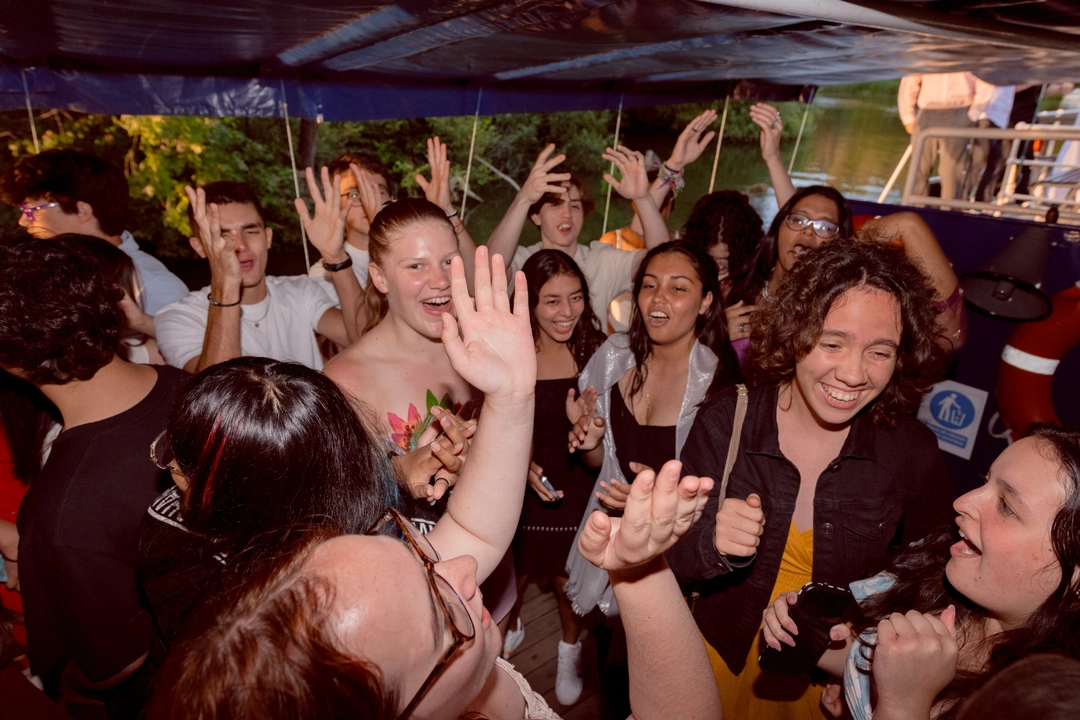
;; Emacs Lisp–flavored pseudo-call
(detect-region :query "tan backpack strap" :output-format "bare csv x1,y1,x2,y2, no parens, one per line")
717,384,748,501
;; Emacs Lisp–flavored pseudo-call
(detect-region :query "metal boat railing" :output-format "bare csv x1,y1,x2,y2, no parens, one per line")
881,121,1080,225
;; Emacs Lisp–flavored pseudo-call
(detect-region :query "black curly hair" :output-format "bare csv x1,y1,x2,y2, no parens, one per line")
0,230,124,385
682,190,763,281
747,237,946,427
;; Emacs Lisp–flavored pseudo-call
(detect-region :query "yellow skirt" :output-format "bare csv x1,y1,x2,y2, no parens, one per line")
709,521,829,720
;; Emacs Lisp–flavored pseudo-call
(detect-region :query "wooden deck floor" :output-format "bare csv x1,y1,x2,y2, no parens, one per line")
506,582,602,719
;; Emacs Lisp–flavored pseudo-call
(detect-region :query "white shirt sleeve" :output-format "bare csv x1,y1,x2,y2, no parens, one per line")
898,75,922,127
153,292,209,369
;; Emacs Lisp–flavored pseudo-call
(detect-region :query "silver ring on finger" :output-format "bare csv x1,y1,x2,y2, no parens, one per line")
739,323,746,333
775,112,781,121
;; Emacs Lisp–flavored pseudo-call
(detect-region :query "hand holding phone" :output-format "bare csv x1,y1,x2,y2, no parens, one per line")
758,581,853,676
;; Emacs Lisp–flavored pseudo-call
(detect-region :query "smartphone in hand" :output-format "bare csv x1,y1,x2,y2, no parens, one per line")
757,581,853,676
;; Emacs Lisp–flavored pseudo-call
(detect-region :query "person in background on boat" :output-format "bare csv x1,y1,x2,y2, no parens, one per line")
511,250,605,705
82,238,167,365
667,238,954,719
898,73,988,202
601,110,719,333
761,424,1080,720
564,240,742,617
154,174,363,372
487,142,671,323
963,81,1015,203
741,104,966,356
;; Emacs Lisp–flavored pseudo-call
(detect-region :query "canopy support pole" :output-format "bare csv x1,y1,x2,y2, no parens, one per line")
601,93,625,236
280,80,311,272
21,70,39,154
787,102,811,174
877,143,913,203
708,96,730,194
460,89,483,218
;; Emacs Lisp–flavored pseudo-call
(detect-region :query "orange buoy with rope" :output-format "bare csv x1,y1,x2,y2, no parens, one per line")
995,282,1080,440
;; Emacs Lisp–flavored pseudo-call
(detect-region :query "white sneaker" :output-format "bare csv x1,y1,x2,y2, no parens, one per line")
555,639,584,705
502,617,525,658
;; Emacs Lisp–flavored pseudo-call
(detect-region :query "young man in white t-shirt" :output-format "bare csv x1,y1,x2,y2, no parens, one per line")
155,176,363,372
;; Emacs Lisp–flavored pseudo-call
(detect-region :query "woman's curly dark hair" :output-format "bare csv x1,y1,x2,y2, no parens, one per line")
848,424,1080,720
682,190,763,280
746,237,946,427
0,231,124,385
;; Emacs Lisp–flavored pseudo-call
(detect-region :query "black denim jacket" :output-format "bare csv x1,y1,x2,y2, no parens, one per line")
665,384,955,674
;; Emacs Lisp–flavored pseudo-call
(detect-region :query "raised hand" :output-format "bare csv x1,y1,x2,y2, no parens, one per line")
295,166,349,265
872,607,959,717
349,164,386,226
185,185,242,293
441,245,535,400
726,301,757,342
602,145,650,201
749,102,784,164
519,144,572,206
666,109,718,171
415,136,454,213
714,492,765,557
579,459,714,571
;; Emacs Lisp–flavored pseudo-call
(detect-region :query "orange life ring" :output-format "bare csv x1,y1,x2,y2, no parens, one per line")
995,283,1080,440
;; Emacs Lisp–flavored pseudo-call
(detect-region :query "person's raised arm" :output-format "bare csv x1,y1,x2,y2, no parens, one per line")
486,145,570,270
858,211,965,349
183,186,242,373
416,136,479,289
633,109,719,233
604,145,668,249
749,102,797,207
578,460,723,720
426,246,536,579
296,166,363,347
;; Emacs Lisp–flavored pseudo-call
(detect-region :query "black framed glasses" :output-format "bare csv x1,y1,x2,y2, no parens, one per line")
18,201,59,222
366,508,475,719
784,213,840,239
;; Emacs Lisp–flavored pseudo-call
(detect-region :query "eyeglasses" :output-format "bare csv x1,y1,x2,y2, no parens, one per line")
149,429,182,475
18,201,59,222
784,213,840,239
367,508,475,719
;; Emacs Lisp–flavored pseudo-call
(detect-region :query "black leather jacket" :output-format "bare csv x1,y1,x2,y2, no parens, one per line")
666,384,955,674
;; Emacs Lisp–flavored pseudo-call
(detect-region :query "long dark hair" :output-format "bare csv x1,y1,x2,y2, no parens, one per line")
682,190,763,283
522,249,604,373
748,237,944,427
626,241,735,399
81,236,153,357
167,357,400,565
851,424,1080,720
0,372,59,484
362,198,455,335
727,185,852,307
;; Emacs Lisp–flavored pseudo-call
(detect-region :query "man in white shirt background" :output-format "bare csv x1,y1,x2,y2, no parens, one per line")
899,72,989,201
